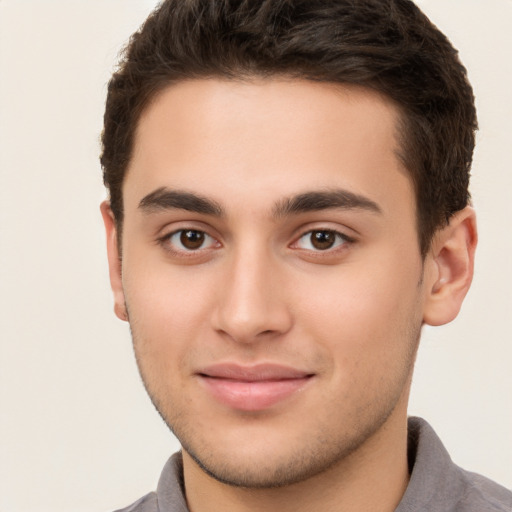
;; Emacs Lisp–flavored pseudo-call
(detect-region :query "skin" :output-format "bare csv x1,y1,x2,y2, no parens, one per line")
102,79,476,512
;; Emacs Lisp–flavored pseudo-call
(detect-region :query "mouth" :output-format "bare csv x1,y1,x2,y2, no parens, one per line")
197,363,315,412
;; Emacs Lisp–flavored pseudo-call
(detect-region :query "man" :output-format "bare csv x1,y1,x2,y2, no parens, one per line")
100,1,511,511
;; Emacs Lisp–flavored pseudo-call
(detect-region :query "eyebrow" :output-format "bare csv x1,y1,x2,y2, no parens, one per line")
273,189,382,217
138,187,224,216
138,187,381,218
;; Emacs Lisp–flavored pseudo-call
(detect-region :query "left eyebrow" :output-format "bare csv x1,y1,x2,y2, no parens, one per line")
273,189,382,217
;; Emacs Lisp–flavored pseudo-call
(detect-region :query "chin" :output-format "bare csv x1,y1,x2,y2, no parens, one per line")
176,412,386,489
183,443,336,489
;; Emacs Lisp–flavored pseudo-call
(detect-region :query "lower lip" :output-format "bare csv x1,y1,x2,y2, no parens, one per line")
199,376,312,411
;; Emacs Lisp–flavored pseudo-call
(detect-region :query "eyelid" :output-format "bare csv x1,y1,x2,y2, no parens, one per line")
172,229,217,250
293,229,351,251
290,222,357,246
157,225,222,257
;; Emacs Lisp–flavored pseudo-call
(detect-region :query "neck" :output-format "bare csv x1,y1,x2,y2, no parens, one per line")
182,410,410,512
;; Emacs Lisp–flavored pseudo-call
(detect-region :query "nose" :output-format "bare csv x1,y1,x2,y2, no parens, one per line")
211,247,293,344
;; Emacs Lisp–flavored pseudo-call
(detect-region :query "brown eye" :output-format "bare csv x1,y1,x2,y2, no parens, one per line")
179,230,206,250
310,230,336,250
295,229,349,251
160,228,219,256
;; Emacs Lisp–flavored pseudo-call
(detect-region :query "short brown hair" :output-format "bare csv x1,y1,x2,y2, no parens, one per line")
101,0,477,255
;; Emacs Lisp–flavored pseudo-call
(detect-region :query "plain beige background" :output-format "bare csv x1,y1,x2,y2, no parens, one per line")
0,1,511,511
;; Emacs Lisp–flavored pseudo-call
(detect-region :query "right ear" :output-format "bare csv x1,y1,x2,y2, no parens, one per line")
100,201,128,321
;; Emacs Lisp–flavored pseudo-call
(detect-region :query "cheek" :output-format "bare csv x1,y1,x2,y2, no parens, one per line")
294,260,423,365
122,261,218,363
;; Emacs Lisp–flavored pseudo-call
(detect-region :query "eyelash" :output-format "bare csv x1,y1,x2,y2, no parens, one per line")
157,229,219,256
157,227,355,258
292,229,354,252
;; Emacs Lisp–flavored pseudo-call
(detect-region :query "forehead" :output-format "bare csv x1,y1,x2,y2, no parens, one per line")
124,78,413,220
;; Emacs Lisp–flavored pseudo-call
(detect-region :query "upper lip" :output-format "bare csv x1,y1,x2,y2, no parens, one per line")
198,363,313,382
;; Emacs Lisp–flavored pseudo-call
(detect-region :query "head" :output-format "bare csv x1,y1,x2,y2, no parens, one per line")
101,0,477,257
100,0,477,494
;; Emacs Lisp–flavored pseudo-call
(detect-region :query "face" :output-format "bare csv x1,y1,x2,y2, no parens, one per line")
107,79,433,487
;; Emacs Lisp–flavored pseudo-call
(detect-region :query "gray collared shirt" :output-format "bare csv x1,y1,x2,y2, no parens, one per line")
115,417,512,512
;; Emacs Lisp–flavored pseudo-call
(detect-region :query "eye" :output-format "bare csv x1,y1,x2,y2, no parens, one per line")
164,229,218,252
295,229,350,251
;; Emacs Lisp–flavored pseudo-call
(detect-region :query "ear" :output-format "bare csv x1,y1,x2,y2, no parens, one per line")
423,206,477,326
100,201,128,322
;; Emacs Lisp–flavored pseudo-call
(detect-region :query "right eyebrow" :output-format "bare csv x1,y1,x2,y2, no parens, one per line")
138,187,224,216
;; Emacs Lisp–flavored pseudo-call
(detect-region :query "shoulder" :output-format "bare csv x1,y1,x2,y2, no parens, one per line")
398,418,512,512
113,492,158,512
455,468,512,512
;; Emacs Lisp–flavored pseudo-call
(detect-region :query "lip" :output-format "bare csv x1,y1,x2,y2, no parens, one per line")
197,363,314,411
